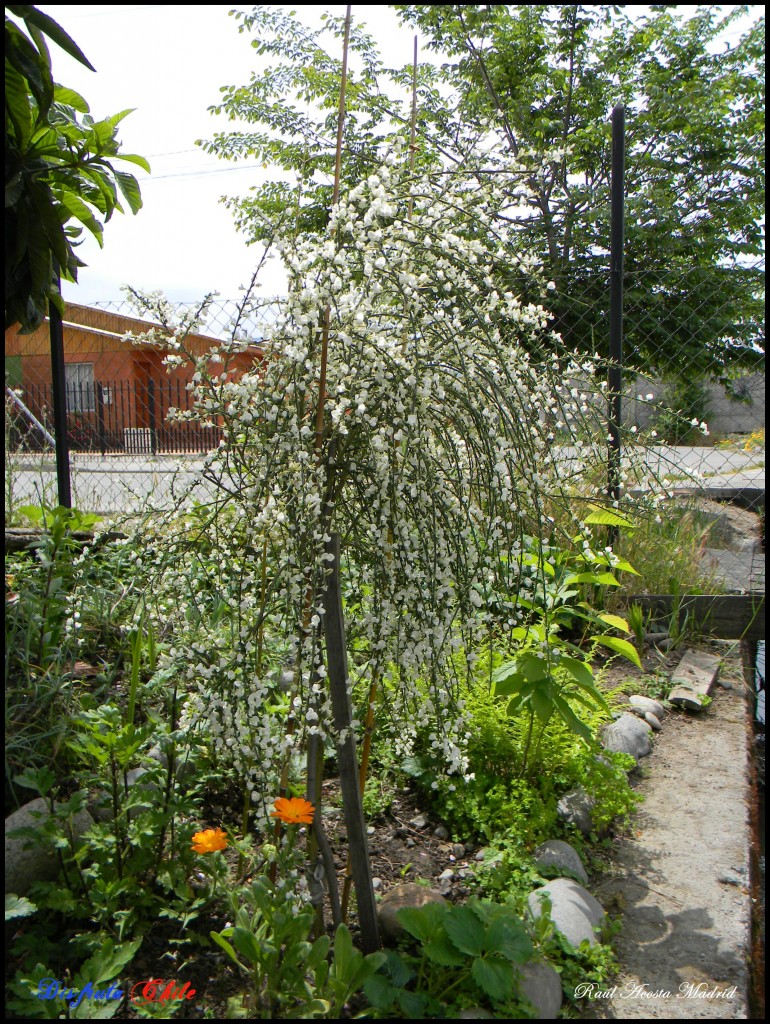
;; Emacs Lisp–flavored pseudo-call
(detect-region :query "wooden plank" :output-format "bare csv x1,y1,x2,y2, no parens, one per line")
628,594,765,643
668,649,721,711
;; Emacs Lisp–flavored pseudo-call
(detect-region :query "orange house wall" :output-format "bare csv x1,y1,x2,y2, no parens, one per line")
6,303,262,446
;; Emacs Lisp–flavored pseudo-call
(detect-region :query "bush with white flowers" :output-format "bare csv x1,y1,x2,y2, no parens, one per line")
125,145,611,826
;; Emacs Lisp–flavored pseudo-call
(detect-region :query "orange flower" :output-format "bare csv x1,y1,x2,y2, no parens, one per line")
270,797,315,825
191,827,228,854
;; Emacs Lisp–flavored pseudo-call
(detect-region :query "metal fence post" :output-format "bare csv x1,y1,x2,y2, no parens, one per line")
148,377,158,456
96,381,106,456
49,286,72,508
608,103,625,532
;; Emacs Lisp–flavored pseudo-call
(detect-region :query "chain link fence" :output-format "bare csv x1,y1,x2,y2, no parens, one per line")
4,263,765,517
5,299,281,516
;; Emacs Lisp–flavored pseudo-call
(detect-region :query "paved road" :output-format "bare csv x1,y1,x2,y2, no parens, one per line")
8,446,765,516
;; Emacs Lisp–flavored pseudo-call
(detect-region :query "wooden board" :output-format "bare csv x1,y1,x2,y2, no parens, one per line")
668,648,721,711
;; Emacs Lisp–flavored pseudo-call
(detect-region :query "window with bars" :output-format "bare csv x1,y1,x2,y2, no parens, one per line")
65,363,95,412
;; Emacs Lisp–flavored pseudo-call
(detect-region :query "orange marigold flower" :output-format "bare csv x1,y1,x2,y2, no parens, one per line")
270,797,315,825
191,827,228,854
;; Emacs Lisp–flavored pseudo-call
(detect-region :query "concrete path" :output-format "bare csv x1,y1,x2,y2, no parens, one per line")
8,446,765,515
584,654,753,1019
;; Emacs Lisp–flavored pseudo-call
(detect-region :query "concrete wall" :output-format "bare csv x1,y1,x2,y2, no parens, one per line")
623,373,765,436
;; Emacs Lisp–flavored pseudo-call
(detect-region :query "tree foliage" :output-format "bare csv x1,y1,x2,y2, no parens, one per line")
201,4,764,381
5,5,150,333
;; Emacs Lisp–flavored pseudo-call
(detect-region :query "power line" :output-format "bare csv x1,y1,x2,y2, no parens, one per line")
145,163,268,182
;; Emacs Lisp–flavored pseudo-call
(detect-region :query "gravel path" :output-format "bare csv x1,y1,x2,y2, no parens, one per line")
584,652,753,1019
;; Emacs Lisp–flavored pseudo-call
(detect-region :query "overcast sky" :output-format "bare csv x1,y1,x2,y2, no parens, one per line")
32,5,759,309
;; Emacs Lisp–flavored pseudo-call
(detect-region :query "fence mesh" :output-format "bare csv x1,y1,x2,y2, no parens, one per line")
4,265,765,517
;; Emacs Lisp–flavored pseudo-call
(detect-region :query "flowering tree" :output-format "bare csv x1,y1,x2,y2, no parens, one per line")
125,144,614,938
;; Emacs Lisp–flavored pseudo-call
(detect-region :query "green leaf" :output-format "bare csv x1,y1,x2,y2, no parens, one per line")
608,556,639,575
485,916,533,964
443,905,486,957
113,170,143,214
210,929,246,970
594,634,643,668
397,990,429,1017
423,932,467,967
550,693,594,744
557,655,594,688
115,152,151,173
493,669,529,698
5,894,38,920
53,84,89,113
9,6,97,70
5,62,35,151
471,955,515,1001
330,922,356,981
54,190,104,243
530,685,554,724
584,507,636,528
397,902,447,943
74,938,142,987
597,613,631,632
362,973,396,1011
566,571,620,586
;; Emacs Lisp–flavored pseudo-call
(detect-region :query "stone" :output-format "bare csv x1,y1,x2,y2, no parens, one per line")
410,812,430,829
147,744,195,782
628,695,666,720
601,714,653,762
457,1010,495,1019
518,960,563,1019
475,849,488,862
433,824,450,840
644,712,662,731
527,877,606,948
372,877,382,890
533,840,589,885
377,883,448,942
556,788,595,836
451,843,466,858
438,868,455,881
6,798,93,896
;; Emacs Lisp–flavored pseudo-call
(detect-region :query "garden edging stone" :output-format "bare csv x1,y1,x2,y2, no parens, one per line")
600,713,653,762
518,960,564,1019
5,798,94,896
533,839,589,885
527,877,606,948
377,882,448,942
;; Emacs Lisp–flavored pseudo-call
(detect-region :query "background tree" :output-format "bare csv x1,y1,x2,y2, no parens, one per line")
5,5,149,332
201,4,764,384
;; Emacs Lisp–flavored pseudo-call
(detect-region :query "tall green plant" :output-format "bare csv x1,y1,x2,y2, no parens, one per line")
5,5,149,332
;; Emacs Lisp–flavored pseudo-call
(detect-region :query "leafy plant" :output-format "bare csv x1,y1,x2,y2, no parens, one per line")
5,5,149,332
212,877,385,1018
8,938,141,1019
364,897,534,1017
626,602,648,652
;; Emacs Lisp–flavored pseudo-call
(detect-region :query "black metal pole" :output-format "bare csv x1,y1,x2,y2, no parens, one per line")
608,104,625,527
148,377,158,456
49,281,72,507
321,533,381,954
96,381,106,456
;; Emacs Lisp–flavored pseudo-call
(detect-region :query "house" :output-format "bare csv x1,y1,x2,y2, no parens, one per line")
5,302,262,454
